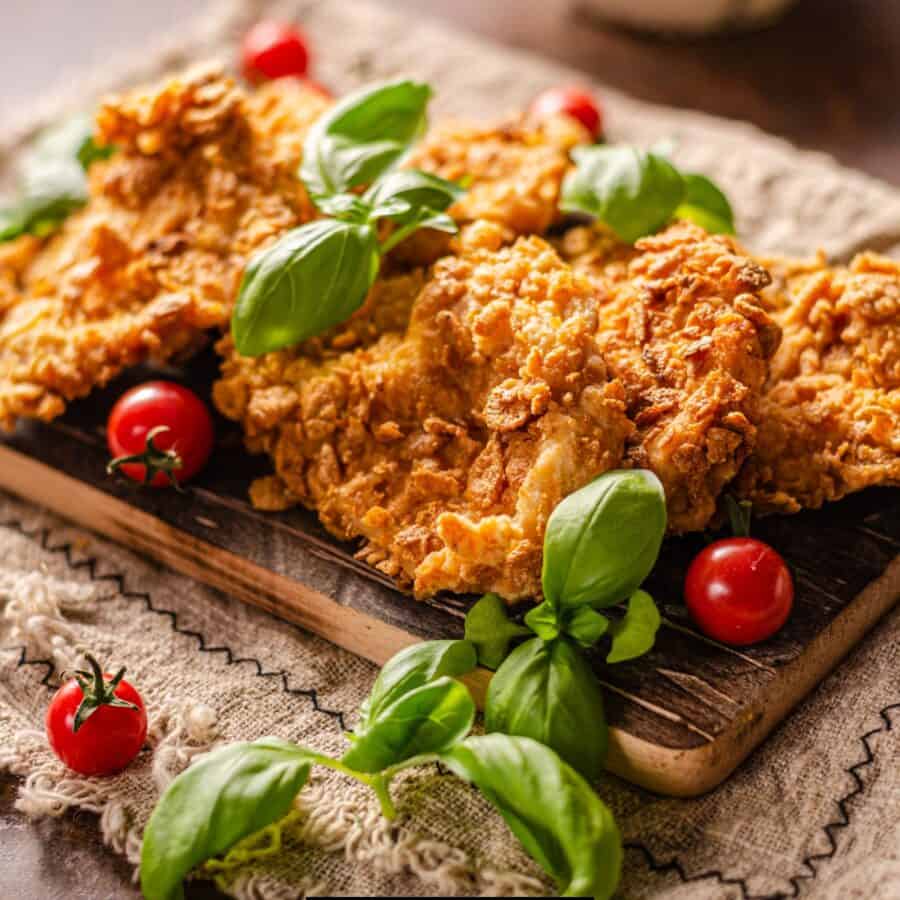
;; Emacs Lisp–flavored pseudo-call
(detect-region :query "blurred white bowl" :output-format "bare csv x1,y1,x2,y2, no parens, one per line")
577,0,800,33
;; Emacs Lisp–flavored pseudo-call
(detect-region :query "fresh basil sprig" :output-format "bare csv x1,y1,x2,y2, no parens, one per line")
561,144,735,242
232,80,465,357
485,637,607,781
469,469,666,779
442,734,622,900
232,219,380,356
463,592,530,668
542,468,666,610
300,80,431,200
141,637,622,900
1,113,113,243
141,737,319,900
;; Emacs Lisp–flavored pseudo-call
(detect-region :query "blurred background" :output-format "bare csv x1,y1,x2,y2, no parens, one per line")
1,0,898,183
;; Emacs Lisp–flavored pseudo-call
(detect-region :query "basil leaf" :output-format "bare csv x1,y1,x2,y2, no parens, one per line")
301,80,431,200
342,676,475,772
1,114,113,244
565,606,610,648
485,637,606,781
314,192,373,222
356,639,476,735
441,734,622,900
523,600,561,642
26,113,111,173
561,145,685,243
674,173,735,235
0,206,27,242
140,737,316,900
464,594,530,669
231,219,379,356
364,169,464,222
606,589,661,664
542,469,666,610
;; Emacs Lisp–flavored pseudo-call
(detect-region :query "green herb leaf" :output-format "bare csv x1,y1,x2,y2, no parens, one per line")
523,600,561,642
231,219,379,356
606,589,661,664
300,80,431,200
464,593,530,669
140,738,318,900
564,606,610,648
561,145,685,243
341,675,475,772
542,469,667,610
26,113,112,173
364,169,464,222
485,637,607,781
356,639,476,735
441,734,622,900
674,173,735,235
1,113,114,244
314,192,374,222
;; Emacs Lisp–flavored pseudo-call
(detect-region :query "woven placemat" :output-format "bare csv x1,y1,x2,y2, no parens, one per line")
2,2,899,898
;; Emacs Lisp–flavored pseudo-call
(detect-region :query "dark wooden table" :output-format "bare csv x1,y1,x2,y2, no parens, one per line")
2,1,898,898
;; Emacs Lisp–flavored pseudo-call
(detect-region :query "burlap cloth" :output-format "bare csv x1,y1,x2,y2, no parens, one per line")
2,1,899,897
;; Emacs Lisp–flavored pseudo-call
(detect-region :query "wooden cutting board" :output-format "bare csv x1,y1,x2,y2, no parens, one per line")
1,351,898,797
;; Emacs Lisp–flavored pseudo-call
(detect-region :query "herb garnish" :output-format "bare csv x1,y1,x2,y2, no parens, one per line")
231,79,464,357
140,468,667,899
140,640,622,900
466,469,666,781
561,144,735,242
0,113,113,243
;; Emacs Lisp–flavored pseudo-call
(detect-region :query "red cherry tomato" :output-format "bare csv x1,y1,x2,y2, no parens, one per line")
529,86,603,139
241,20,310,83
107,381,214,487
685,537,794,645
46,656,147,776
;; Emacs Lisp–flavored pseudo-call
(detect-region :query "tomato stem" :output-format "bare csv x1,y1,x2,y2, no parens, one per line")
107,425,184,490
72,653,140,733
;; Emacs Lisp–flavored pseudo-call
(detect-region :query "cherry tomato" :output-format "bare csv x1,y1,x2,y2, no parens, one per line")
46,656,147,776
529,86,603,139
685,537,794,645
241,20,310,83
107,381,214,487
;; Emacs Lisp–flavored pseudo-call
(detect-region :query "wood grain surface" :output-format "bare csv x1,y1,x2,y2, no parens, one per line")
2,1,899,898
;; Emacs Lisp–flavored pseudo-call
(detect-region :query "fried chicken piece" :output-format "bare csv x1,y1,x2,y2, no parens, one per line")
0,67,329,430
736,252,900,512
214,231,631,600
395,115,585,266
556,222,780,532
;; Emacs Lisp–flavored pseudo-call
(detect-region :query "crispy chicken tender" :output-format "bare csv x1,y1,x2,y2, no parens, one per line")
736,252,900,512
397,115,584,267
556,222,780,532
214,232,631,600
0,67,329,430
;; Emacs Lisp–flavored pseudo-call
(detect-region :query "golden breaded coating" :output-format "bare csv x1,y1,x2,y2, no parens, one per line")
557,222,780,532
737,252,900,512
214,232,631,600
0,67,329,430
408,116,584,238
